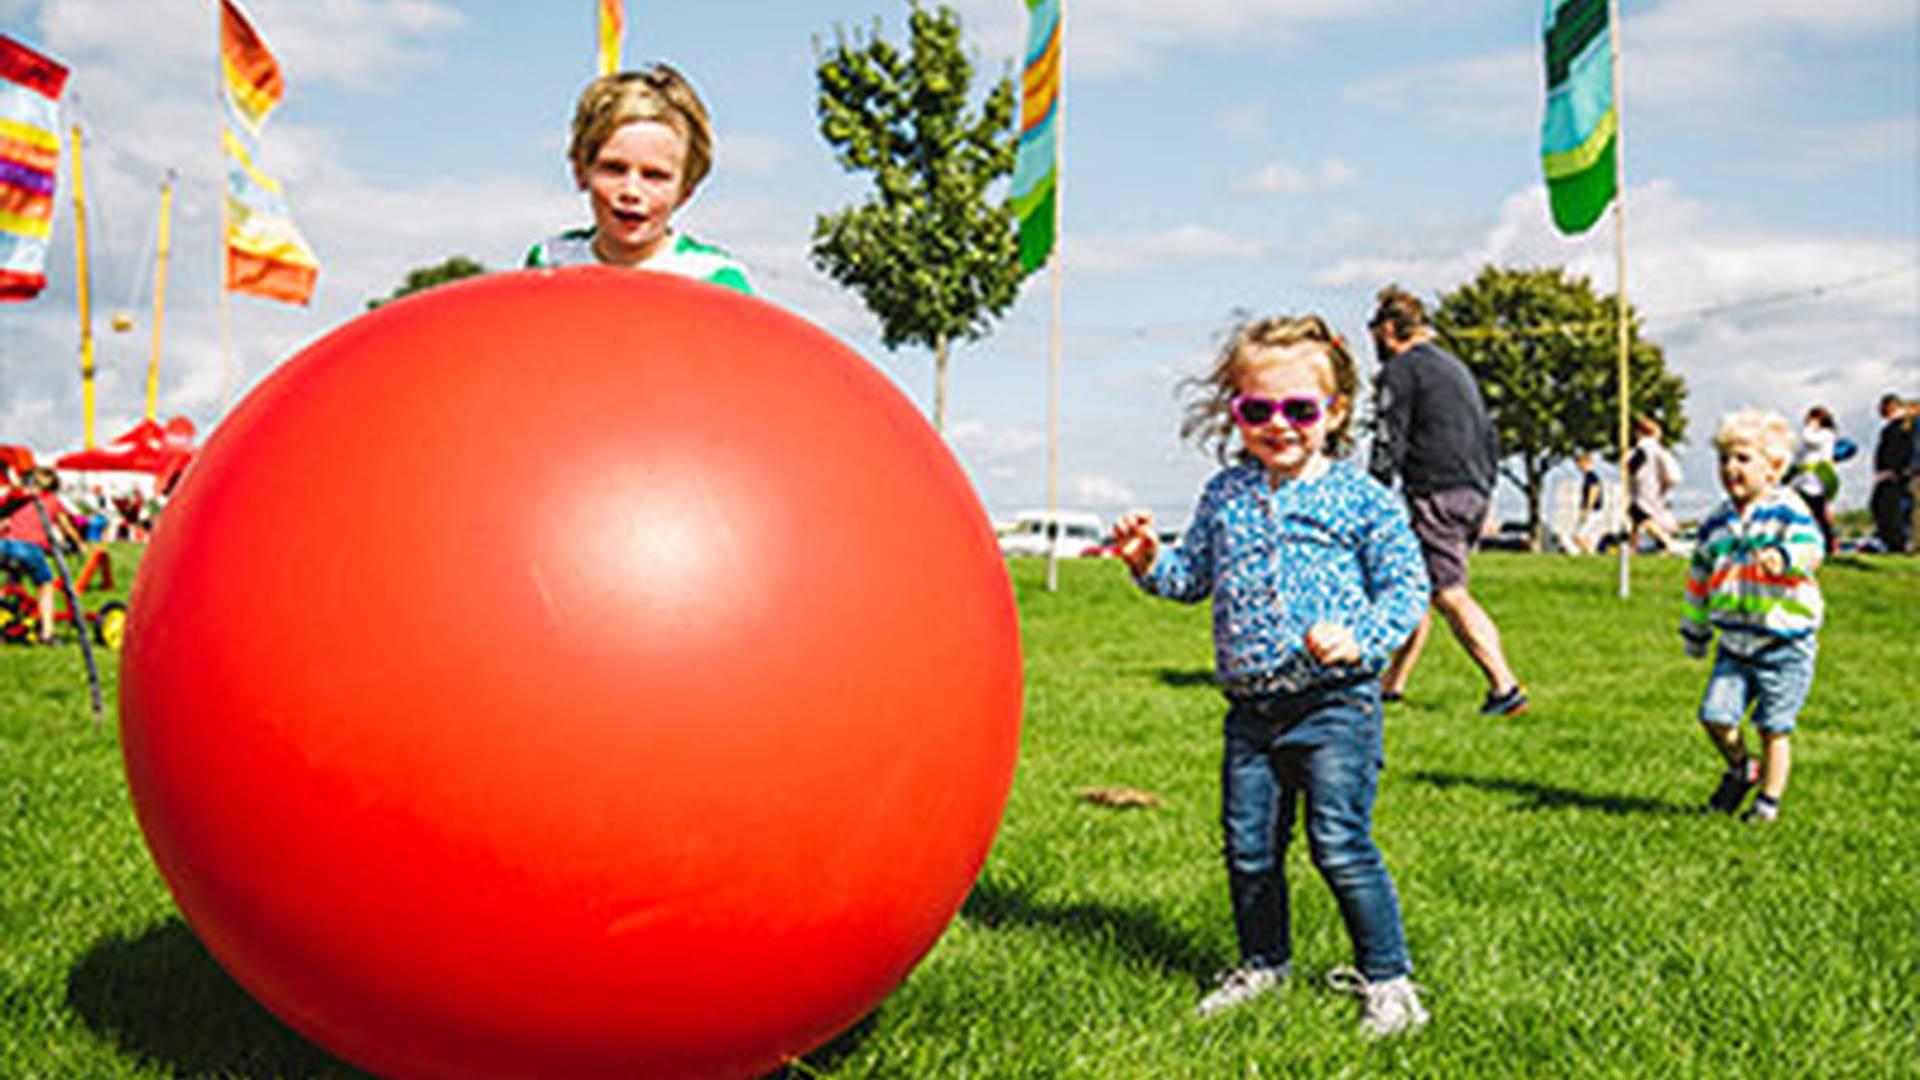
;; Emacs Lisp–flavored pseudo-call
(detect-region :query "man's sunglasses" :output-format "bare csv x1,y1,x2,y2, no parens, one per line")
1230,393,1335,428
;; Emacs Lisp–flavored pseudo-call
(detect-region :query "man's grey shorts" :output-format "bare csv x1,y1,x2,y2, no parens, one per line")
1406,487,1488,590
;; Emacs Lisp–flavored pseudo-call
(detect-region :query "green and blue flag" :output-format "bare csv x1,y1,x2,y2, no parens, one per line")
1013,0,1060,274
1540,0,1617,235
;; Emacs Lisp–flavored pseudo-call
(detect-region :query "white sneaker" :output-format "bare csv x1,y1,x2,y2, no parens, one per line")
1194,965,1286,1018
1327,966,1430,1038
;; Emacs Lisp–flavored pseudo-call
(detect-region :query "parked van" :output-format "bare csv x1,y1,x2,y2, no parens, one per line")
996,510,1106,559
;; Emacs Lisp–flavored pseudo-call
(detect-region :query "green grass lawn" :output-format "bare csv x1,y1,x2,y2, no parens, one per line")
3,548,1916,1078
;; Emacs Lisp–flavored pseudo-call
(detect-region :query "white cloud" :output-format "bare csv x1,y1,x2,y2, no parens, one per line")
1215,101,1271,140
1346,0,1918,135
1231,156,1357,196
1072,224,1264,274
719,134,790,177
1313,179,1920,511
945,0,1438,78
1071,472,1138,511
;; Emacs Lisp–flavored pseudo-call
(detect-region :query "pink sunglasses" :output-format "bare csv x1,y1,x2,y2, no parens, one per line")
1230,393,1334,428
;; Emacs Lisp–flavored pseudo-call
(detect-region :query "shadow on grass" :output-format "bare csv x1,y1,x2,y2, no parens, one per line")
1153,668,1217,690
1409,770,1695,817
961,878,1216,983
65,918,372,1079
763,1012,880,1079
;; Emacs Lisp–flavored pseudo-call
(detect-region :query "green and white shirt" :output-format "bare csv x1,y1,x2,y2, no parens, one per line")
523,229,754,295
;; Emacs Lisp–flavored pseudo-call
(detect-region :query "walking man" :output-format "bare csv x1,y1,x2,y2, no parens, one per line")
1367,286,1528,715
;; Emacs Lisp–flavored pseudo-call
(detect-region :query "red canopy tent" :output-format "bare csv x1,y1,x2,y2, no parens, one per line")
55,417,197,495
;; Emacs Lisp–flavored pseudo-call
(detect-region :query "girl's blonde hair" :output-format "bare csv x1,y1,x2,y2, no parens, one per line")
1714,409,1795,475
569,64,714,198
1181,314,1360,462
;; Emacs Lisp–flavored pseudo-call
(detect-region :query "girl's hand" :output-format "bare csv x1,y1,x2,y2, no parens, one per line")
1304,623,1359,666
1110,512,1158,576
1754,547,1786,577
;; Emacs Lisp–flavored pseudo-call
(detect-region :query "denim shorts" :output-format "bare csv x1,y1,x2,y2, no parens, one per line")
0,538,53,585
1698,637,1817,735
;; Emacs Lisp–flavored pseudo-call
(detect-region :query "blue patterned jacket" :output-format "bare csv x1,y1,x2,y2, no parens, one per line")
1139,458,1431,698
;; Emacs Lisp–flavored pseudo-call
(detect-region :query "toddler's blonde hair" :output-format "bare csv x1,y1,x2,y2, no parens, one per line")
1713,409,1794,476
1182,314,1359,462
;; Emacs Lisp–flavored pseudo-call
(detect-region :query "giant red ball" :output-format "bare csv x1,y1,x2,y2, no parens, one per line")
119,270,1023,1080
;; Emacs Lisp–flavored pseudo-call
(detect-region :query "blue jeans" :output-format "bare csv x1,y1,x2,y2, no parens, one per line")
1221,680,1411,981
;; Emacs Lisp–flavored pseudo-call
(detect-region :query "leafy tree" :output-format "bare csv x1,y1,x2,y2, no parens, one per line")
368,255,487,310
812,4,1023,433
1430,265,1688,547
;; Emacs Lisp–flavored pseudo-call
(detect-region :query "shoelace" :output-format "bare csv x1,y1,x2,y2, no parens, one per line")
1324,965,1368,996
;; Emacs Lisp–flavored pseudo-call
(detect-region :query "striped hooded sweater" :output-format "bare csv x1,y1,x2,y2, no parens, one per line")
1680,487,1824,657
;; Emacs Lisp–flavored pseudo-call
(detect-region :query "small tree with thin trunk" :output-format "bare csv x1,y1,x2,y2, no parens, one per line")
1431,264,1687,547
812,4,1022,433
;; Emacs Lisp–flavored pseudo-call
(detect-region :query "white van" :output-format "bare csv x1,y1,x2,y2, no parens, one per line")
997,510,1106,559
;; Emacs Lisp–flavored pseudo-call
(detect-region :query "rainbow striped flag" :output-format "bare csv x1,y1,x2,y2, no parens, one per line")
1540,0,1617,235
0,34,68,302
598,0,625,77
221,0,318,305
1012,0,1060,275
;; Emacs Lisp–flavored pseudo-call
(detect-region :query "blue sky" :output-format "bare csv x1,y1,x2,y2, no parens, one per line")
2,0,1915,527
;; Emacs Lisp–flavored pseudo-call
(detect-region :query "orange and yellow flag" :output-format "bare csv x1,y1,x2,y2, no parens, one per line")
220,0,318,304
597,0,625,77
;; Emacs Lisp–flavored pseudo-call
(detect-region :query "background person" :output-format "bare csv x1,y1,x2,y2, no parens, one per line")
526,64,752,293
1787,405,1840,555
1573,451,1607,554
1110,314,1431,1038
1366,285,1527,716
1869,393,1913,554
0,467,84,645
1628,414,1682,553
1680,410,1824,823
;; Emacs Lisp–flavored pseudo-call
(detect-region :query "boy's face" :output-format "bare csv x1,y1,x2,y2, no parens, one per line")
578,119,689,266
1232,344,1345,482
1717,439,1779,507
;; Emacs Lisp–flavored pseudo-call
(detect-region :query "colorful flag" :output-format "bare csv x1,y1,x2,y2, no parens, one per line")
1012,0,1060,274
598,0,625,77
0,34,68,302
1540,0,1618,235
221,0,318,304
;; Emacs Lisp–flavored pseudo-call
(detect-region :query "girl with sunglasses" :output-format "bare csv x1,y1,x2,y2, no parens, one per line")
526,65,752,294
1110,315,1432,1038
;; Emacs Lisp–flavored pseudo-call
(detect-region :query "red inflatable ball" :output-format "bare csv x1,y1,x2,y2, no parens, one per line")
119,270,1023,1080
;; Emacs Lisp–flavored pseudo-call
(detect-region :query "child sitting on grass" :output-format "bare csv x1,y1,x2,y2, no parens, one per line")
1110,315,1431,1038
1681,409,1825,823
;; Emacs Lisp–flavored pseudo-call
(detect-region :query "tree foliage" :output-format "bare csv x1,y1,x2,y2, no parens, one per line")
368,255,487,310
812,4,1022,432
1431,265,1688,546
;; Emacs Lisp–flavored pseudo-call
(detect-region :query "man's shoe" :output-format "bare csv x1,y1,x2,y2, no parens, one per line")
1479,684,1529,717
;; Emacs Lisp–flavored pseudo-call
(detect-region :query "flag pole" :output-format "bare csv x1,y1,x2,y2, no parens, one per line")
69,123,96,449
144,170,175,422
1042,4,1066,595
216,7,234,412
1608,0,1631,600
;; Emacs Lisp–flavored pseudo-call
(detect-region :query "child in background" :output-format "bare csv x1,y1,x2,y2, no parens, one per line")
526,64,752,293
1111,315,1431,1037
1682,410,1825,823
0,467,84,644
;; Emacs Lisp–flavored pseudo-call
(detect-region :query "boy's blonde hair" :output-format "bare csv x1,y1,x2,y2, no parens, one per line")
569,64,714,198
1182,314,1360,461
1713,409,1794,476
